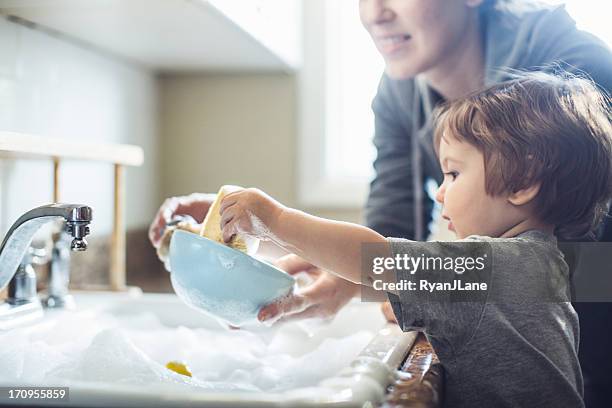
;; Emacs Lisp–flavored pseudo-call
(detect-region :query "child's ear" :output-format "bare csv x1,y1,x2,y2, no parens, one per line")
508,183,541,206
508,183,540,206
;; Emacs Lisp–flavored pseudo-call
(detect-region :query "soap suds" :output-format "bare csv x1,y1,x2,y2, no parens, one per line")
0,309,375,393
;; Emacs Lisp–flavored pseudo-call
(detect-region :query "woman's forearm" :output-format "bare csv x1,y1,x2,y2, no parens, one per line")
270,208,388,284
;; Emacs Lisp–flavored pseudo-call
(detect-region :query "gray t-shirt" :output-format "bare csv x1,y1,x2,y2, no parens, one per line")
388,230,583,408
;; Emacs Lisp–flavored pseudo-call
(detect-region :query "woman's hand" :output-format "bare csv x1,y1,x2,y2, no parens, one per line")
257,254,360,324
219,188,286,243
148,193,215,249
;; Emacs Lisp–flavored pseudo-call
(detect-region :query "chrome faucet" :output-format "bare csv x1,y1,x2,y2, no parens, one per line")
0,204,92,329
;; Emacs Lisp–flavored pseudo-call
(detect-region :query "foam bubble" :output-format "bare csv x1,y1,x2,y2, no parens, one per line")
0,308,376,393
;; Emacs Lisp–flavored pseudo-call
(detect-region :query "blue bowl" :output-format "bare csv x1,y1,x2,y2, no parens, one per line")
169,230,295,326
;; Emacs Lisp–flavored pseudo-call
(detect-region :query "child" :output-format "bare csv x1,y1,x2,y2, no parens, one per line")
218,72,612,407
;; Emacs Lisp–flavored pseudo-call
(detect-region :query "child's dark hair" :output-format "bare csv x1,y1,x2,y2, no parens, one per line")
433,71,612,239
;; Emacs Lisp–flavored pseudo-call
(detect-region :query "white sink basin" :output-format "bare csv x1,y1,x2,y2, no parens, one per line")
0,290,416,407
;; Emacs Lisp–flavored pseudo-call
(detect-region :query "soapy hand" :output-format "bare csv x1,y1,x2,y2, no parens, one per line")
257,256,398,326
257,254,360,324
155,218,201,269
219,188,286,244
149,193,215,249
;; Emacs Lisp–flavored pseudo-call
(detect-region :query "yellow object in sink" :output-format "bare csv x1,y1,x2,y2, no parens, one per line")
165,361,192,377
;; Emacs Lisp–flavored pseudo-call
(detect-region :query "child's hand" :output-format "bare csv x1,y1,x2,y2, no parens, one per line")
219,188,285,243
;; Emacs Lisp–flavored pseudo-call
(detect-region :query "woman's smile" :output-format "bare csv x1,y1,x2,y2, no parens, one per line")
374,34,412,56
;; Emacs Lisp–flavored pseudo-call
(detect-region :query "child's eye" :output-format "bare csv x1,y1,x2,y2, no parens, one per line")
444,171,459,181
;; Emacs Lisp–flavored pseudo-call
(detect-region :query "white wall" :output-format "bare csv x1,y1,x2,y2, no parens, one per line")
159,73,363,224
0,17,159,237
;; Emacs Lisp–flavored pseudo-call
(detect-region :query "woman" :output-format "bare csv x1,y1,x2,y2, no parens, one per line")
151,0,612,405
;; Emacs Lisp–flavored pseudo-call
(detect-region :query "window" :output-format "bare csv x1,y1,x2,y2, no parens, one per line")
324,0,383,182
298,0,383,208
541,0,612,45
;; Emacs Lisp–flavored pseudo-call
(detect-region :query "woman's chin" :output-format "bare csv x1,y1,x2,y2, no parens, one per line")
384,61,421,80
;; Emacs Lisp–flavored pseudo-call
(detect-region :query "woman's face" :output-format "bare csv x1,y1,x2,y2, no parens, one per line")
359,0,482,79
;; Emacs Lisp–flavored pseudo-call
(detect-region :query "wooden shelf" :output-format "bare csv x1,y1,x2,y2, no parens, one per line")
0,131,143,166
0,130,143,291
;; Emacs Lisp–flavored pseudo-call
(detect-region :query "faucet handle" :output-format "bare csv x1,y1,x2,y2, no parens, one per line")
7,245,47,306
44,231,75,309
21,245,49,267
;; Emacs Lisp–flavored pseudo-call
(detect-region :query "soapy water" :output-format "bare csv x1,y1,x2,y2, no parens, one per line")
0,309,374,393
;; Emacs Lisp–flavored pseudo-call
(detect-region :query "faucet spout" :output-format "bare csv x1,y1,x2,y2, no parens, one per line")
0,204,92,292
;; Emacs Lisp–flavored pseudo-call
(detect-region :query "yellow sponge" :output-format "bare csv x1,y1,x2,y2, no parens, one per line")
200,185,248,253
165,361,192,377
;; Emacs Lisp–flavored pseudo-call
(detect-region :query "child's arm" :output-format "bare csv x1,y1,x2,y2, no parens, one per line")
219,188,389,285
273,208,388,284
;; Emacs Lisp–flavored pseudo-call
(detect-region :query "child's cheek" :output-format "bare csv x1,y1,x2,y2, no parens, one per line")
445,182,456,203
444,181,463,215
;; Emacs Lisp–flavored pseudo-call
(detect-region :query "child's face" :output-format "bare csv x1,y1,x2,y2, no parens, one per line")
435,133,518,239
